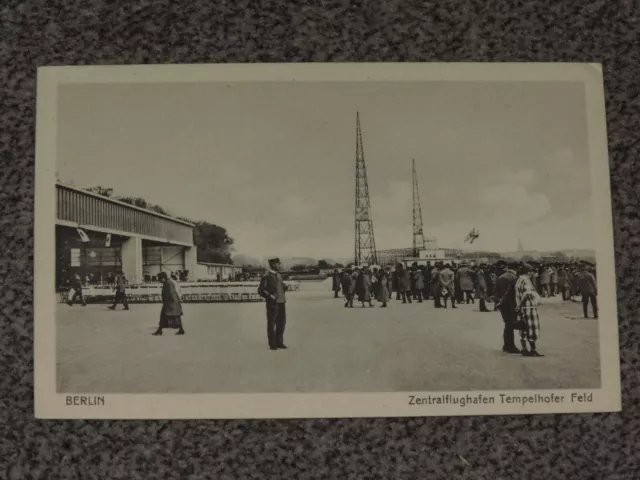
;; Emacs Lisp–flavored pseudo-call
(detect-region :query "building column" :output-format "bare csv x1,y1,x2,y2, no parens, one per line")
122,235,143,284
184,245,198,281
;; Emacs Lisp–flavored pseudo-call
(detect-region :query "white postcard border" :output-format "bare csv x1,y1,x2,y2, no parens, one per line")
34,63,621,419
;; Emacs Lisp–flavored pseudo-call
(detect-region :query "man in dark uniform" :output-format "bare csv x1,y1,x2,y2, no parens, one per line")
108,273,130,310
494,261,520,353
258,257,288,350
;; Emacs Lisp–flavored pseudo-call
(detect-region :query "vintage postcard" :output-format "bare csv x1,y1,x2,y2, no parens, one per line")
34,63,621,419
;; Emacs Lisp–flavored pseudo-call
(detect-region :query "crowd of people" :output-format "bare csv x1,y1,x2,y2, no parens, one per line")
331,259,598,357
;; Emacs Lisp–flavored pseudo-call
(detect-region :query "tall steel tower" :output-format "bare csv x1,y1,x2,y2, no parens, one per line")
412,159,426,256
354,112,378,266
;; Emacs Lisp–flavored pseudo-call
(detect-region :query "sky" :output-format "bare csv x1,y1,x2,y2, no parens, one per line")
57,80,593,261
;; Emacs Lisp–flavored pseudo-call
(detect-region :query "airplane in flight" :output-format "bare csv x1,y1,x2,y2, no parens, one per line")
464,228,480,244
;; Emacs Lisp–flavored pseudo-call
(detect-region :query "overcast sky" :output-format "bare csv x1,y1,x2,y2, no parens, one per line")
57,80,593,260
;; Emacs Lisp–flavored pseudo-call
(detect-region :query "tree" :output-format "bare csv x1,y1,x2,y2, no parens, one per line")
552,251,569,262
86,186,114,197
192,221,235,264
116,196,169,215
317,259,331,269
522,255,534,262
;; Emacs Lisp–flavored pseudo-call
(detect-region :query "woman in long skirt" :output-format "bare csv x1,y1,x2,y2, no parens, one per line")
153,272,185,335
515,264,542,356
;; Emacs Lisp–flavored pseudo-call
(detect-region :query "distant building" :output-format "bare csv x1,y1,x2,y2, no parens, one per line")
195,262,242,281
377,247,457,267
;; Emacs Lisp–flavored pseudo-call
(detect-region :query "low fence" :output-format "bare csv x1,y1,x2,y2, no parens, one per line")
58,281,301,304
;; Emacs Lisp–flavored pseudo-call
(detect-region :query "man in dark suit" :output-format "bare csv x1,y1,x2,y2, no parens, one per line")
258,257,288,350
577,263,598,319
431,263,442,308
422,263,432,300
108,273,130,310
494,261,520,353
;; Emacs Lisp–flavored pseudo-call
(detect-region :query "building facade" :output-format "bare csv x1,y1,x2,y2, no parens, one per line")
195,262,242,282
55,183,197,287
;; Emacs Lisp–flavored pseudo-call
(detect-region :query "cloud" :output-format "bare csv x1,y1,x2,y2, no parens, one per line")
494,169,536,187
229,221,278,259
278,194,316,218
370,181,412,224
479,184,551,225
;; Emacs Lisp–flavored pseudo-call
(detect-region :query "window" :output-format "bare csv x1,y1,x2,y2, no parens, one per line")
70,248,81,267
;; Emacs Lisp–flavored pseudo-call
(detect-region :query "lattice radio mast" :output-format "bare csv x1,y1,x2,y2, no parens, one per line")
412,159,426,256
354,112,378,266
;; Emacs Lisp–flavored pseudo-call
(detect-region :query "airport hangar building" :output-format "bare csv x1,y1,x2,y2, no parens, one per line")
54,183,241,287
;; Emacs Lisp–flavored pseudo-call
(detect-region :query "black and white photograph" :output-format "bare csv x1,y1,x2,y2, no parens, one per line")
34,63,620,419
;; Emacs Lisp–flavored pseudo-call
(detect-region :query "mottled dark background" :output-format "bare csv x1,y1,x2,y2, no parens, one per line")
1,1,639,478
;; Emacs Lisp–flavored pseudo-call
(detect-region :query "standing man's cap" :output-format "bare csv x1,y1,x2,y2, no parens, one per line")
268,257,281,264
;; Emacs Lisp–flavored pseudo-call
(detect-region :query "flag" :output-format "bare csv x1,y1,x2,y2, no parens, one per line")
76,229,90,243
105,233,111,247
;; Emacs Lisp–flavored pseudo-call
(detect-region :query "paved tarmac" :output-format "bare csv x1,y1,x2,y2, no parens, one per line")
56,281,601,394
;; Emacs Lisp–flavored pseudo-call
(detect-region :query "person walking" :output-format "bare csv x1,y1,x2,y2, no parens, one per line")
153,272,185,336
66,273,87,307
577,263,598,319
515,263,543,357
108,273,130,310
257,257,288,350
343,267,355,308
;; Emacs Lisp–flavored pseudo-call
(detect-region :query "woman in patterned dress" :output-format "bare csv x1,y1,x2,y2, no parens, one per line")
515,263,543,357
